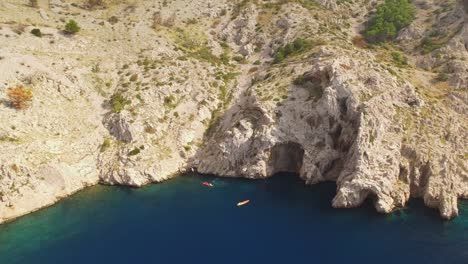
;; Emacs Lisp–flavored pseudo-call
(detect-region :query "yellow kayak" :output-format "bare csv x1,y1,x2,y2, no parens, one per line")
237,200,250,207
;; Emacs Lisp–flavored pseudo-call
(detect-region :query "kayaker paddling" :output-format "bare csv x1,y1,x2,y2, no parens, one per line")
202,182,214,187
237,200,250,207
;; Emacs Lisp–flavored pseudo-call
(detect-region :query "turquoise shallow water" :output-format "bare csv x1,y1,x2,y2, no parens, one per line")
1,173,468,264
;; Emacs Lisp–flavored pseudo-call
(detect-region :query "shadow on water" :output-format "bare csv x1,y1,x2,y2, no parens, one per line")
187,172,453,222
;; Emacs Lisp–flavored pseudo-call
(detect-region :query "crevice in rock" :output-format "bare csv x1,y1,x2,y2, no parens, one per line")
322,158,343,180
418,162,432,192
329,123,343,149
339,98,348,116
103,114,133,143
298,68,331,98
398,165,409,183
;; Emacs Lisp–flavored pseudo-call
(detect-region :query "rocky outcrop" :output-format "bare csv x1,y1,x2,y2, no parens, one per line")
192,48,467,219
0,0,466,224
0,53,105,222
220,3,259,57
404,0,468,89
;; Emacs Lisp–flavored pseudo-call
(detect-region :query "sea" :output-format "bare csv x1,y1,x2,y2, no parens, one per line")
1,173,467,264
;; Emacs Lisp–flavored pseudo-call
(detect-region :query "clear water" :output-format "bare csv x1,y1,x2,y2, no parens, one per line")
1,173,468,264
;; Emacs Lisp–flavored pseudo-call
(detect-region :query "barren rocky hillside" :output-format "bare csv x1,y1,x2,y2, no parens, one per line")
0,0,466,223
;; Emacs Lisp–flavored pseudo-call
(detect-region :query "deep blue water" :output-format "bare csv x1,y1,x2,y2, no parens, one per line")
1,173,468,264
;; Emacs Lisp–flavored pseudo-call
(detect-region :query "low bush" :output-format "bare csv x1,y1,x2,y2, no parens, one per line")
31,28,42,37
100,138,111,152
65,20,80,34
233,55,247,64
293,75,307,86
29,0,38,8
352,35,368,48
129,74,138,82
421,37,443,54
391,51,408,66
273,38,316,64
191,46,220,64
84,0,105,10
128,148,141,156
7,86,33,110
110,92,131,113
434,72,449,82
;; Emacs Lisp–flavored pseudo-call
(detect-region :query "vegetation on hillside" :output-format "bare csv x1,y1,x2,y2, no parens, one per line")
364,0,416,43
65,20,80,34
29,0,38,8
84,0,105,10
7,86,33,110
100,138,111,152
391,51,408,67
110,92,131,113
30,28,42,37
273,38,320,63
420,29,449,54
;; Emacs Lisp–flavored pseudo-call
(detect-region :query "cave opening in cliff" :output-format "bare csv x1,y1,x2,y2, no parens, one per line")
269,142,305,175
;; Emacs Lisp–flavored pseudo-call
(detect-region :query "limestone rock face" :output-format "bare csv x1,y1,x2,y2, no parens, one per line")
0,53,105,222
0,0,228,222
316,0,338,10
0,0,467,223
220,4,259,57
192,48,467,219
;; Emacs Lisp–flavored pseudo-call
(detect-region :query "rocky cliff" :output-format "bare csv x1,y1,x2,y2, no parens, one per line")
0,0,466,223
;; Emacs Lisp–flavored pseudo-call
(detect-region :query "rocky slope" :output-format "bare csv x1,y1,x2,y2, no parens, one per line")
0,0,466,223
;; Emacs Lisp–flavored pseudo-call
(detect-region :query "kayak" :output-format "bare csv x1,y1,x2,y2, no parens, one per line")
237,200,250,207
202,182,214,187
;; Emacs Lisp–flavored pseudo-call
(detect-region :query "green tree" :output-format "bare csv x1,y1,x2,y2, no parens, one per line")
364,0,416,43
65,20,81,34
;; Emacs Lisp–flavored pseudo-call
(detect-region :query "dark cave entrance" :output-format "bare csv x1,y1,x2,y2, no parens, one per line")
269,142,305,175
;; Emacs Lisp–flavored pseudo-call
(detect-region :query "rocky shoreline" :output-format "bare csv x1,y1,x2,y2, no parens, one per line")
0,0,467,224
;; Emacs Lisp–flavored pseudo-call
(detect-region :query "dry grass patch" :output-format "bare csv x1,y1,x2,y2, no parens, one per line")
7,86,33,110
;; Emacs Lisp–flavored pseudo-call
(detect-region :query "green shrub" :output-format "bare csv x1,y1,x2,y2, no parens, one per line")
65,20,81,34
128,148,141,156
274,52,285,64
110,92,131,113
163,95,177,109
364,0,416,43
30,28,42,37
273,38,316,64
191,46,219,65
220,52,230,65
421,37,443,54
293,75,307,86
100,138,111,152
391,51,408,66
233,55,247,64
129,74,138,82
434,72,449,82
220,41,229,48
